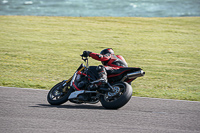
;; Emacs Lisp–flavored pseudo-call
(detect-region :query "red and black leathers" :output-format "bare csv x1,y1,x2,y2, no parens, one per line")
86,51,128,88
89,52,128,68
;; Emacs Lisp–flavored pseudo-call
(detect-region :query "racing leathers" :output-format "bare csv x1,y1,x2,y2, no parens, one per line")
88,52,128,87
89,52,128,68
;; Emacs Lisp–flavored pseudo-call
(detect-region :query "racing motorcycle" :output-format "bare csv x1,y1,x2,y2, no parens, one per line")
47,54,145,109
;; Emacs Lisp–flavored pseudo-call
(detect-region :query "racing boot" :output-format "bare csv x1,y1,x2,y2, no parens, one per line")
89,65,107,89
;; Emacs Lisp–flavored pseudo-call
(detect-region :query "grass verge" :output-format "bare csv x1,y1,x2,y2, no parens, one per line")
0,16,199,101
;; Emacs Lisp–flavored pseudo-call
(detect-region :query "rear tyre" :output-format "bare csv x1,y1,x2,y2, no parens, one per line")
47,82,73,105
100,82,132,109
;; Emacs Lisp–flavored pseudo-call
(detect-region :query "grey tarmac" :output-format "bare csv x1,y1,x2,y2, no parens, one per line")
0,86,199,133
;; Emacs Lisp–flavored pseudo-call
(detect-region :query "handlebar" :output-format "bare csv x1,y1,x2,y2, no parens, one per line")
80,54,89,68
80,54,88,62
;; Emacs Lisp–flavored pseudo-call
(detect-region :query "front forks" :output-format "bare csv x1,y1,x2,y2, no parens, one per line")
61,80,71,93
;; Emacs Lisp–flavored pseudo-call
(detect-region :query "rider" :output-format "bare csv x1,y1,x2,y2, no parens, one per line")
82,48,128,87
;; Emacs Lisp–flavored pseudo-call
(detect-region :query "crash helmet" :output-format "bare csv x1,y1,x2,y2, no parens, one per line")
100,48,114,55
100,48,114,66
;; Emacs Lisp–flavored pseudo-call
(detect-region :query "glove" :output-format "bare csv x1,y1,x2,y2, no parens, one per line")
82,51,91,57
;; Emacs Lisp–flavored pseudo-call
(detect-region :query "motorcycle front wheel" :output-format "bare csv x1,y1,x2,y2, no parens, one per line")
47,82,73,105
100,82,132,109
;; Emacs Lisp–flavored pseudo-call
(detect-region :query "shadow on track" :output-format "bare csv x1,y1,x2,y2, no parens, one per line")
29,104,105,110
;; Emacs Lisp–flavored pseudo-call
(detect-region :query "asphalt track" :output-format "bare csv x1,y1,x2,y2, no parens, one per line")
0,87,199,133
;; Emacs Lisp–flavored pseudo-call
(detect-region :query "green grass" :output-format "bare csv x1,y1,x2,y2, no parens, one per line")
0,16,199,101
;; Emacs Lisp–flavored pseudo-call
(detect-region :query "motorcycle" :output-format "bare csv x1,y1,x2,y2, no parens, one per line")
47,54,145,109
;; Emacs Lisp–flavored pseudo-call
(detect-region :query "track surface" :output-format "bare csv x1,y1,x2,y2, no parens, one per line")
0,87,199,133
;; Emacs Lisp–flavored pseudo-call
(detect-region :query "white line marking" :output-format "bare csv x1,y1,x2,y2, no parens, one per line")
0,86,48,91
132,96,200,103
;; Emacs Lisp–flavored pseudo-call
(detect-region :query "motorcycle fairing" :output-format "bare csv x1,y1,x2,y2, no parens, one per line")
107,67,141,77
107,67,142,82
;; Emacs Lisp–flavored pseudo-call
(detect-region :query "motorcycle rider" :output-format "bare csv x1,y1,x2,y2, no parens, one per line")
82,48,128,87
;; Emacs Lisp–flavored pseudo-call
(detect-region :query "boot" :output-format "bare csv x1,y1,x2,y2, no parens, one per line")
89,65,107,89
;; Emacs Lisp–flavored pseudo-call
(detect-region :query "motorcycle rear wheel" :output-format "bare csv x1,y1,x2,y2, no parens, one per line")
47,82,73,105
100,82,132,109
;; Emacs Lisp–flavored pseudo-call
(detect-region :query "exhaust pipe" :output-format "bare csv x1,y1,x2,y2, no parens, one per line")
121,70,145,81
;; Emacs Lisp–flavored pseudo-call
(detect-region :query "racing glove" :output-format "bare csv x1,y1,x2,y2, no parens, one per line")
82,51,92,57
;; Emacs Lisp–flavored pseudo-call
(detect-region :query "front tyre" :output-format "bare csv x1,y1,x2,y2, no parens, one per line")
100,82,132,109
47,82,73,105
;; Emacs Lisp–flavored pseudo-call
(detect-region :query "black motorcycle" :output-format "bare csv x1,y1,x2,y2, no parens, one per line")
47,54,145,109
